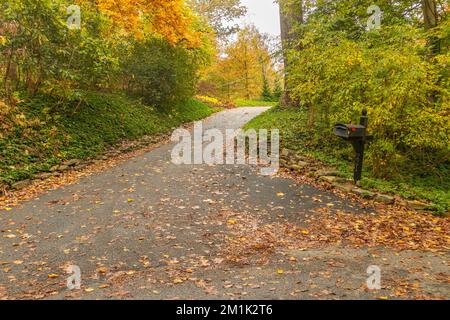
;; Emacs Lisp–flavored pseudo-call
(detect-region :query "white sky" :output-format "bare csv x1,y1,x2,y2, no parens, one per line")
238,0,281,37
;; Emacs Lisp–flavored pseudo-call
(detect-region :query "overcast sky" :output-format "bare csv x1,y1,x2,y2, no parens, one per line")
239,0,281,37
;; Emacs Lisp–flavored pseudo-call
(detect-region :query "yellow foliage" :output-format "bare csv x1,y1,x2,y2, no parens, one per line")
81,0,200,46
195,95,219,104
202,26,279,100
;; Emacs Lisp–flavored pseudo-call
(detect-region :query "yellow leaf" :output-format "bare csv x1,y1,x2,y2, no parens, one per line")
227,219,237,225
97,267,108,274
277,269,284,274
276,192,285,197
48,274,59,279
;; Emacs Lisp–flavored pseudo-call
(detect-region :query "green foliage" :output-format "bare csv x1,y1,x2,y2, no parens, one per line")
0,0,210,106
122,38,205,106
261,79,273,102
272,80,282,101
0,0,119,96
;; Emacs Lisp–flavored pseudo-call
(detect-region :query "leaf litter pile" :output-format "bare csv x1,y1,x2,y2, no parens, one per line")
305,208,449,252
223,207,449,266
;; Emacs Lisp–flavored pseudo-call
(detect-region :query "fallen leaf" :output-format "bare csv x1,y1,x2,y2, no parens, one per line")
97,267,108,274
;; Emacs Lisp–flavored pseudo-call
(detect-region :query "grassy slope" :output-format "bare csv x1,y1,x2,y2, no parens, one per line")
0,92,214,186
244,107,450,213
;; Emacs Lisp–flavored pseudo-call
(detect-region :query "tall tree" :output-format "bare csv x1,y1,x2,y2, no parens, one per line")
278,0,304,106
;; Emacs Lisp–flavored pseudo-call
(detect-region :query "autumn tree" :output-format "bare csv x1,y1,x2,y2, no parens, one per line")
0,0,212,105
203,26,276,100
79,0,201,46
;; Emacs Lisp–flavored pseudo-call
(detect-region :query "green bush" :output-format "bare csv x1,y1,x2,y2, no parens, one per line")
122,38,206,107
261,79,273,102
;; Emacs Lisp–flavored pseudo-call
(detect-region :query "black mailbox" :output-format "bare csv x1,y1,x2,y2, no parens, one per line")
334,109,370,183
334,124,366,140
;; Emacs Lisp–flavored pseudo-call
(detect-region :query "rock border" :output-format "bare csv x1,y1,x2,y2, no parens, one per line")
0,131,173,197
280,148,436,213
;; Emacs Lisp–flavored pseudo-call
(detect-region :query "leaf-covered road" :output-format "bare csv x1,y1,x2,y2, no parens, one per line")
0,107,448,300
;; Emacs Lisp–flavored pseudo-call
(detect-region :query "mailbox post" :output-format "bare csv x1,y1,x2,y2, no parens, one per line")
333,109,369,183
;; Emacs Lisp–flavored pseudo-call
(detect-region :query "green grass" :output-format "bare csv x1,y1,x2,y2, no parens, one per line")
0,92,214,186
234,98,278,107
244,106,450,214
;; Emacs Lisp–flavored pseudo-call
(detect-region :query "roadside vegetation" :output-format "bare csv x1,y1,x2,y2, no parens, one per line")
0,0,218,190
245,1,449,214
245,105,449,214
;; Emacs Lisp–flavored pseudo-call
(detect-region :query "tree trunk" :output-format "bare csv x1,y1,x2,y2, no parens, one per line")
421,0,440,55
243,45,250,99
278,0,303,107
421,0,440,104
422,0,438,29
